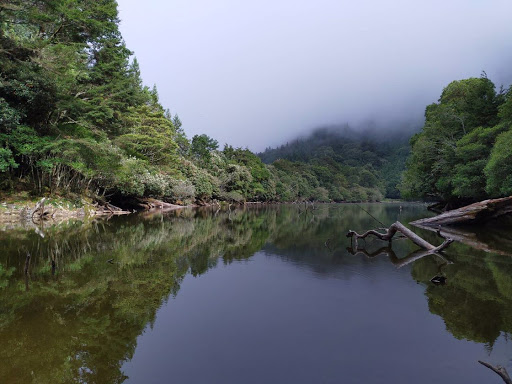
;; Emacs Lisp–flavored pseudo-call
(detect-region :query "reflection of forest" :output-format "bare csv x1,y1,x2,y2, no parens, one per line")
0,207,274,383
1,203,511,382
411,247,512,346
270,204,512,347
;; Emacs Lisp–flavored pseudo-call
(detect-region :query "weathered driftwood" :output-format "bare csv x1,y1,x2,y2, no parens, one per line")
31,197,53,221
346,221,453,253
411,196,512,227
93,202,131,216
143,198,183,209
125,197,184,211
478,361,512,384
32,197,46,219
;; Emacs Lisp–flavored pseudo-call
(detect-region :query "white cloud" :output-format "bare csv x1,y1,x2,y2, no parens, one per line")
118,0,512,151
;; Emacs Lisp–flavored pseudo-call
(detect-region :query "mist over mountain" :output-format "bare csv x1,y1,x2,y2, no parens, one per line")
117,0,512,152
259,123,413,199
260,120,419,162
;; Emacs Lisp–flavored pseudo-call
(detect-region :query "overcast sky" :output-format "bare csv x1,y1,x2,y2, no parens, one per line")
117,0,512,151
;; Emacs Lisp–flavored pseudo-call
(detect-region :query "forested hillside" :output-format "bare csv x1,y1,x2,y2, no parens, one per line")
259,127,411,200
401,75,512,203
0,1,270,203
0,0,409,204
3,2,510,205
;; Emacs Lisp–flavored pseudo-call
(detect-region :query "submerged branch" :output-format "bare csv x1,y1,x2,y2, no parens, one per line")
346,221,453,253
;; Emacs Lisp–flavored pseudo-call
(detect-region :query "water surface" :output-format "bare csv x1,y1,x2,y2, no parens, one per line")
1,203,511,383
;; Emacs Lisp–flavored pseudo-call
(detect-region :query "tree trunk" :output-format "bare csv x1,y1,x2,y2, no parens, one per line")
411,196,512,227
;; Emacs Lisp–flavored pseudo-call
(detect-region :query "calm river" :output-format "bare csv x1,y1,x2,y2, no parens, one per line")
1,203,511,383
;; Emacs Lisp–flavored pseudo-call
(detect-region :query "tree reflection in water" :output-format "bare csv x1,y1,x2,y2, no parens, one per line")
0,203,511,383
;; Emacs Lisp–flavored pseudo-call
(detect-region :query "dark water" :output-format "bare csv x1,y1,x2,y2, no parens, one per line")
1,203,512,383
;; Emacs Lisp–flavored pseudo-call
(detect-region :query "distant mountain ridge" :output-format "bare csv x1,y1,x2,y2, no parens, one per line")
259,125,415,200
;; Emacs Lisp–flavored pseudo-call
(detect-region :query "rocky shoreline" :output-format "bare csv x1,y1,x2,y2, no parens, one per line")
0,195,210,230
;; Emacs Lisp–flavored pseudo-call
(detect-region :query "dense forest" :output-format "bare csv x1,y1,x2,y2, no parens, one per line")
0,0,400,205
401,75,512,203
259,126,411,200
2,1,511,206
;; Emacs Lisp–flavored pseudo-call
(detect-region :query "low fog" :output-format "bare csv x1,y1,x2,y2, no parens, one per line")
117,0,512,152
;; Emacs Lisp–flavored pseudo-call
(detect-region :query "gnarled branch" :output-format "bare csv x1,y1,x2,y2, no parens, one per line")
346,221,453,253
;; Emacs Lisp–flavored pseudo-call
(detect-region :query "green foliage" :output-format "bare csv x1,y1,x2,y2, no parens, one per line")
402,76,510,202
438,76,501,132
169,179,196,203
452,124,508,199
0,0,413,204
0,263,15,289
0,0,178,199
115,158,167,196
311,187,329,202
190,168,218,201
222,164,252,197
190,134,219,165
117,102,178,165
485,129,512,196
259,128,405,201
498,87,512,122
0,147,17,172
224,146,270,181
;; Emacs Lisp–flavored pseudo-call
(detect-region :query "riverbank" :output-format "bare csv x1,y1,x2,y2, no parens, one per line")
0,193,407,231
0,196,96,229
0,193,197,230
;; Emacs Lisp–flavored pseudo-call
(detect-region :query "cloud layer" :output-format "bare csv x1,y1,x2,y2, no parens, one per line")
118,0,512,151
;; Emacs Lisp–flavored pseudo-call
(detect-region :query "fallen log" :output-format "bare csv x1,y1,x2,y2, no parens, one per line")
144,198,179,208
346,221,453,253
411,196,512,227
135,198,185,210
94,202,131,216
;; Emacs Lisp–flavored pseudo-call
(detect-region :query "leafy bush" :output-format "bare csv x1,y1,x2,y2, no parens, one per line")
311,187,329,202
191,169,218,201
0,148,17,172
485,129,512,196
170,179,196,203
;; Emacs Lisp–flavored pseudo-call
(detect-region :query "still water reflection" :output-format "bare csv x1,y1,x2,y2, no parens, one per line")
0,203,511,383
